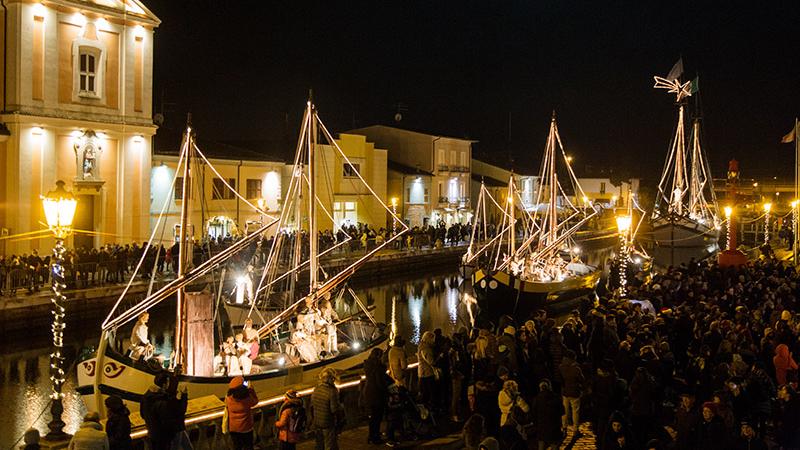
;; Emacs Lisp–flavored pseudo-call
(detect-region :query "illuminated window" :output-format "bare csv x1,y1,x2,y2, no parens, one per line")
600,182,606,195
343,163,360,177
334,201,357,226
246,179,262,199
212,178,236,200
75,46,103,99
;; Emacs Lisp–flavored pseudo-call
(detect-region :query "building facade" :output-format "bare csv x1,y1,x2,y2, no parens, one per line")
349,125,475,226
149,133,389,240
387,161,434,228
0,0,159,254
150,154,285,242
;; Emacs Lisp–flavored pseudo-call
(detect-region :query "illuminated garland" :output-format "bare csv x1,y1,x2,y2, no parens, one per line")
618,232,628,297
764,210,771,245
45,237,68,440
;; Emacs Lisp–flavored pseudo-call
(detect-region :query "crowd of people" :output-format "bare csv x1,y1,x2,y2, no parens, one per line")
349,257,800,450
0,221,476,298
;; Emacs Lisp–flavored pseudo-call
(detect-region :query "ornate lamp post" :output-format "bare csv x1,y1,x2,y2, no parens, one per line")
763,203,772,246
41,180,77,441
615,215,632,297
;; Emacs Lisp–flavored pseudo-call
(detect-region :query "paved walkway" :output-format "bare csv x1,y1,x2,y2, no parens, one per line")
297,422,598,449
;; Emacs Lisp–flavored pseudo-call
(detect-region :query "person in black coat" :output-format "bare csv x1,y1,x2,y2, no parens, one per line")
732,421,767,450
776,384,800,450
693,402,728,450
105,395,132,450
363,348,389,444
140,371,188,450
532,379,563,450
602,411,635,450
592,359,628,446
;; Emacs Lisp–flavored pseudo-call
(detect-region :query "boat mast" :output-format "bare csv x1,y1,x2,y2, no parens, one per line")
547,113,558,247
508,175,516,256
307,98,318,296
672,103,687,215
175,120,192,370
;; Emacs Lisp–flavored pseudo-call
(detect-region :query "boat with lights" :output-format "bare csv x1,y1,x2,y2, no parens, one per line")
464,113,601,323
648,70,719,267
76,99,406,416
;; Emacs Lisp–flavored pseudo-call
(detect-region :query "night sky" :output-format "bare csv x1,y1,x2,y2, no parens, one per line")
146,1,799,184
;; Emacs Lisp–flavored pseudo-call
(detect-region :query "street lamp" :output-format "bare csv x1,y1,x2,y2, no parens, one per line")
763,203,772,245
41,180,77,442
611,195,618,207
723,206,733,251
615,215,632,297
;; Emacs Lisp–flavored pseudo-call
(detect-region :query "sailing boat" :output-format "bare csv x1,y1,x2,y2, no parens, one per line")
76,100,407,416
467,113,600,322
649,73,719,267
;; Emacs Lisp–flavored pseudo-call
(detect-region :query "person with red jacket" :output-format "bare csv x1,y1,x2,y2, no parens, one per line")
773,344,798,386
225,376,259,450
274,389,304,450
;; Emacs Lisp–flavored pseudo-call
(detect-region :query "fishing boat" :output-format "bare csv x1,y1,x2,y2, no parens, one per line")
649,71,719,267
76,100,407,416
465,113,601,323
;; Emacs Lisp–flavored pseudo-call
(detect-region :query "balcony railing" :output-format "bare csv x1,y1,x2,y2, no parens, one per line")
437,164,450,172
450,165,470,173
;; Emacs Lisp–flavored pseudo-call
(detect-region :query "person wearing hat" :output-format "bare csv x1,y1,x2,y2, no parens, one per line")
67,411,108,450
498,325,518,373
388,335,408,387
104,395,132,450
559,349,584,434
225,376,259,449
311,367,343,449
140,371,187,450
773,343,798,386
274,389,304,449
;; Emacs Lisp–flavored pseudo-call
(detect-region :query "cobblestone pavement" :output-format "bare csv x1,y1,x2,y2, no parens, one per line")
297,422,598,449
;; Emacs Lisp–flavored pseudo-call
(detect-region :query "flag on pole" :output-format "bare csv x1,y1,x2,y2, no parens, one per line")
690,76,699,94
782,124,796,144
667,58,683,81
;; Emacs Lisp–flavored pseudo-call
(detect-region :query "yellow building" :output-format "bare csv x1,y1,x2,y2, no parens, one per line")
0,0,159,254
312,133,388,231
150,154,284,242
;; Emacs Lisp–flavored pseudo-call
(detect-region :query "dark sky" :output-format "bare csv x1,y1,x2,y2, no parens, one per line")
146,0,799,185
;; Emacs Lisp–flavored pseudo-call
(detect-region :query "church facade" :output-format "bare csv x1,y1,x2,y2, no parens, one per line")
0,0,159,254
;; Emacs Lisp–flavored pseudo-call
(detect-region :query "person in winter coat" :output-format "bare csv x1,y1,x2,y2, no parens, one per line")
694,402,728,450
274,389,303,450
559,349,584,433
23,428,41,450
311,367,343,450
773,343,798,386
140,372,188,450
591,359,628,446
601,411,635,450
417,331,437,407
478,437,500,450
225,376,259,450
497,379,529,446
388,335,408,386
68,412,109,450
104,395,132,450
532,379,564,450
674,392,700,450
628,367,656,445
732,421,767,450
776,384,800,449
363,348,389,444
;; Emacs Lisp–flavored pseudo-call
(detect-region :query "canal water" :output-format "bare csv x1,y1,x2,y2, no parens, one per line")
0,246,613,447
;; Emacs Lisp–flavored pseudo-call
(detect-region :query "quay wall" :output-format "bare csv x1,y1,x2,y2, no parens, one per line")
0,246,467,334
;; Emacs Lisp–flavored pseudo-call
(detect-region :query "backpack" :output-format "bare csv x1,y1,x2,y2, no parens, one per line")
288,404,307,433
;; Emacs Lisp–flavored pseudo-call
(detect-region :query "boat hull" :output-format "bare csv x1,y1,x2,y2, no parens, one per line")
76,331,386,416
471,266,600,323
649,215,719,267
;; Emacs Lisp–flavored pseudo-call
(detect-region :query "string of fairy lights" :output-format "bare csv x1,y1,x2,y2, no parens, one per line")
50,238,67,400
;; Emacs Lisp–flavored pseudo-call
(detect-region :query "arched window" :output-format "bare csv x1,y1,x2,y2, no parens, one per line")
78,48,99,95
72,39,105,100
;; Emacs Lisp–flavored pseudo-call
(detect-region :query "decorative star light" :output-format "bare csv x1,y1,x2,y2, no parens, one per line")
653,76,693,102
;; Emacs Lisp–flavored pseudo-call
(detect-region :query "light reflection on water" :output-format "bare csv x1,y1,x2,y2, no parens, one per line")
0,270,469,448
